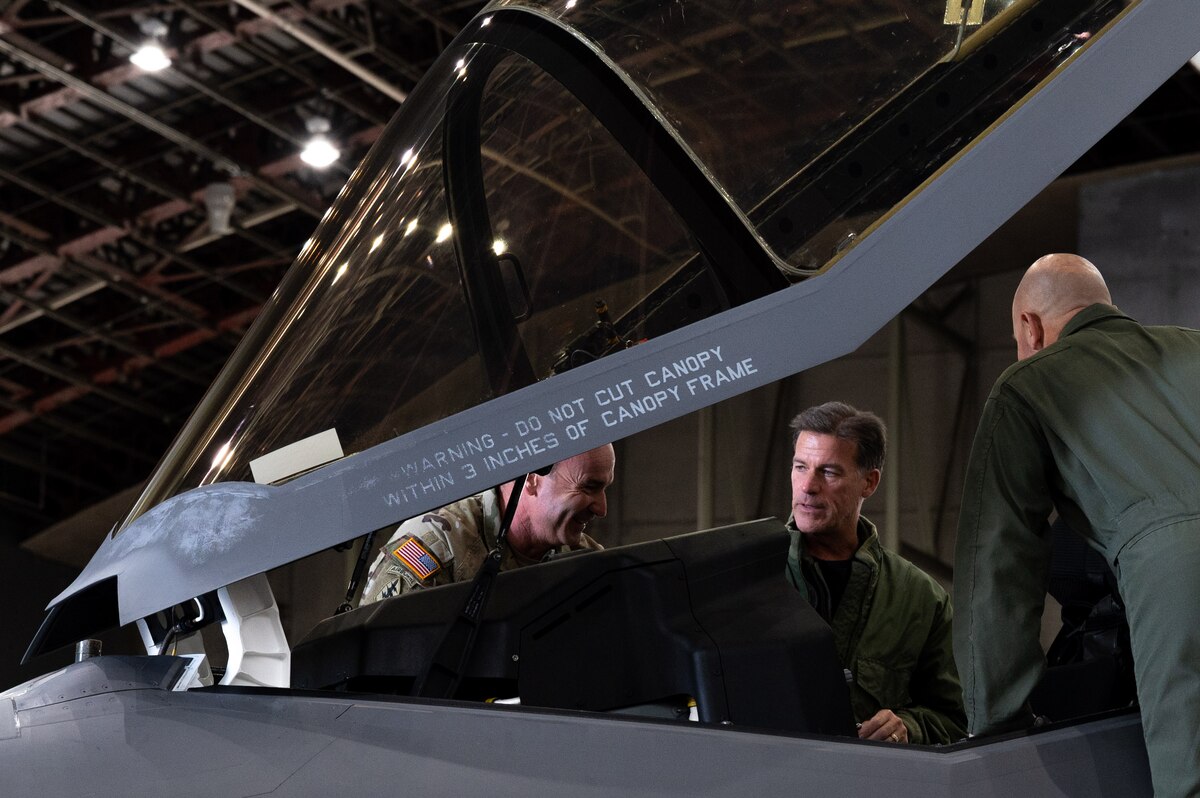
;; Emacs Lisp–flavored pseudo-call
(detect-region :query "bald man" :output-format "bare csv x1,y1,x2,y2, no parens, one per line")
360,445,616,604
955,254,1200,797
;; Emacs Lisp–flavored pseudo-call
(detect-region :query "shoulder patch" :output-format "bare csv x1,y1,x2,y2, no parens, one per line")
389,535,443,581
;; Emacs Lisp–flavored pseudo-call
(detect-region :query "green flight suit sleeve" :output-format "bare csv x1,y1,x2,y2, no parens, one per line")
896,590,967,745
954,389,1054,736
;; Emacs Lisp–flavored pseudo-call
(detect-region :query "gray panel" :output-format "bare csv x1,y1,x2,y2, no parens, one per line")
0,655,188,710
0,657,1150,797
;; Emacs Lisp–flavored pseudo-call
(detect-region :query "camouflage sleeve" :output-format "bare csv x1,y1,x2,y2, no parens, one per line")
358,514,458,605
577,532,603,551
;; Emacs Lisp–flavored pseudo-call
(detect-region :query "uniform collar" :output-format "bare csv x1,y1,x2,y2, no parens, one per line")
848,516,882,569
479,487,504,546
1060,303,1134,338
787,515,882,566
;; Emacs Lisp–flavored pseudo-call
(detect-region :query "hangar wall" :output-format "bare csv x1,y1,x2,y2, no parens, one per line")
0,541,76,687
1081,162,1200,328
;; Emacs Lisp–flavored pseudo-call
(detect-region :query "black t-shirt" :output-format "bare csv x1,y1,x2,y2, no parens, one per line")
817,557,854,615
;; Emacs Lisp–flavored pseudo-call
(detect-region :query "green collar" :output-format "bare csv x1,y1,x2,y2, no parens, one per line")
787,515,882,567
1060,303,1134,338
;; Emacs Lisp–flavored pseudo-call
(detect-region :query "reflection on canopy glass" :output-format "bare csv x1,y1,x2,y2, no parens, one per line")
476,50,717,378
502,0,1121,271
123,35,717,525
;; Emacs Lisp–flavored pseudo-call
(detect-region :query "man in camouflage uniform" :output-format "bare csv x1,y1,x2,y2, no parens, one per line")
359,444,616,604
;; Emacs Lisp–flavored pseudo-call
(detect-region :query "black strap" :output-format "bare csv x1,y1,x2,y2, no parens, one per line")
412,474,527,699
335,527,384,615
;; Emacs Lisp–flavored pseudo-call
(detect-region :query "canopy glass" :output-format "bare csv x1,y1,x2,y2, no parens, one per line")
120,0,1122,530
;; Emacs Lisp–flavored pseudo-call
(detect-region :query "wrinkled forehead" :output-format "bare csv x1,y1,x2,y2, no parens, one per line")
792,431,860,466
556,446,616,487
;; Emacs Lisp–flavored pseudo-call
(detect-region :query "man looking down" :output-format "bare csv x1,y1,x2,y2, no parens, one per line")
360,444,616,605
955,253,1200,797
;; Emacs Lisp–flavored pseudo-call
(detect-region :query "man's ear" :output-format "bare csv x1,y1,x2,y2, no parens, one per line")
524,473,540,496
1022,311,1046,353
861,468,881,499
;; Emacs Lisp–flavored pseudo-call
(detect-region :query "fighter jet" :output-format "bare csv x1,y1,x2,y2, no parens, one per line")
3,0,1197,794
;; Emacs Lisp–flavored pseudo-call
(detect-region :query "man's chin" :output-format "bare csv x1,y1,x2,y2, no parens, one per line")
793,512,827,533
561,522,588,547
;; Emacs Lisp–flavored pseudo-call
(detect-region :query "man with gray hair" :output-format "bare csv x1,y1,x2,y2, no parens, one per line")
786,401,965,745
956,253,1200,796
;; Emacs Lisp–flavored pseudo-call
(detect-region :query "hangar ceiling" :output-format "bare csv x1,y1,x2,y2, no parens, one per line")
1,0,1199,549
0,0,485,543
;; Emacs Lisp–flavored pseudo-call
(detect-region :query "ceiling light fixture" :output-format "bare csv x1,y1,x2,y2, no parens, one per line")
301,117,340,168
130,18,171,72
203,182,236,236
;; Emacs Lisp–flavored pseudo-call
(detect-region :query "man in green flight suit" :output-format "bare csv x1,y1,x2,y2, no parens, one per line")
955,253,1200,797
786,402,966,745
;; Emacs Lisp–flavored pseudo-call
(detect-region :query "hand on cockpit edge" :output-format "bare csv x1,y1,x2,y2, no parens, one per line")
858,709,909,743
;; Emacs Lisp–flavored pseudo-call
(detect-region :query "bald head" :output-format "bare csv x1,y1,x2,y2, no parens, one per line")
508,444,616,560
1011,253,1111,360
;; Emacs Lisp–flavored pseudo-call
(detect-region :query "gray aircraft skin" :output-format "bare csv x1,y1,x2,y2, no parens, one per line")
3,0,1199,794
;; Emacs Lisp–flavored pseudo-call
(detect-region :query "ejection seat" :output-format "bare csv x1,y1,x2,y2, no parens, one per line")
1029,519,1136,723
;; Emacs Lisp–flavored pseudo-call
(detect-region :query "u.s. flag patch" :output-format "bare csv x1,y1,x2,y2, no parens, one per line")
390,536,442,580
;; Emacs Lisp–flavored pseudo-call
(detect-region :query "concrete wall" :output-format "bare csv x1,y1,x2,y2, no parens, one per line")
1081,162,1200,328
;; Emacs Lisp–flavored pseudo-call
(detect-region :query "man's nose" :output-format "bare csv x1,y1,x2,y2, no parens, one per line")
591,491,608,518
798,472,819,494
